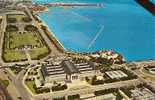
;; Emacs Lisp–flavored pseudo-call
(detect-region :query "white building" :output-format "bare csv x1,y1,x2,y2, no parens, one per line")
105,70,128,79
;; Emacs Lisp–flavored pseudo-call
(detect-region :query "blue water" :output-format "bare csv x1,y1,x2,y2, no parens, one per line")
33,0,155,61
151,0,155,4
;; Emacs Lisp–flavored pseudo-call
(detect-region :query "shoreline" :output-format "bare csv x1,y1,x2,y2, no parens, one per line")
35,10,155,63
37,16,67,53
38,15,155,62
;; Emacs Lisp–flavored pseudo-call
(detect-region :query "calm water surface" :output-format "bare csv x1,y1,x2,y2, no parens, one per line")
33,0,155,61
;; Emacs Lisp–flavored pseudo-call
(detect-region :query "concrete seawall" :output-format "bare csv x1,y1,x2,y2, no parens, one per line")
39,19,66,53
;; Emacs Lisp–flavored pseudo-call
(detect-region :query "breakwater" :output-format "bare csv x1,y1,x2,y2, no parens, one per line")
43,3,102,8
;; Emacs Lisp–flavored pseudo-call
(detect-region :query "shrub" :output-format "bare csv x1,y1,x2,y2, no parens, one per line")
22,17,32,22
52,84,67,92
6,25,18,32
24,25,38,31
68,94,80,100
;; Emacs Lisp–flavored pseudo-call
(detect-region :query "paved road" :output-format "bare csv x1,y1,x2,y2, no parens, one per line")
34,79,141,100
25,6,62,56
0,8,60,67
5,69,32,100
0,15,7,65
0,12,33,67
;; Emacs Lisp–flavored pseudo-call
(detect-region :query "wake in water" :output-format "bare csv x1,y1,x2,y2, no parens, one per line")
46,9,91,22
69,11,91,22
87,25,104,49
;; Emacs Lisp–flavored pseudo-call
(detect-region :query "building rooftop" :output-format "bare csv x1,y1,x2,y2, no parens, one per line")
41,60,96,78
61,60,79,75
41,64,65,78
105,70,128,79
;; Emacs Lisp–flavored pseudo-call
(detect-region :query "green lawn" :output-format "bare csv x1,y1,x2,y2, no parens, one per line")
3,50,27,62
3,30,49,62
9,32,42,49
0,79,9,88
29,47,49,59
7,14,26,22
3,14,50,62
25,80,36,94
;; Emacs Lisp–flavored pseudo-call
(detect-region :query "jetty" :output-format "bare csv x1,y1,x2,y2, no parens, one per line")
135,0,155,15
43,3,103,8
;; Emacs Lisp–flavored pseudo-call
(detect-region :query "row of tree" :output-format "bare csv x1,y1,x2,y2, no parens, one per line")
52,84,67,92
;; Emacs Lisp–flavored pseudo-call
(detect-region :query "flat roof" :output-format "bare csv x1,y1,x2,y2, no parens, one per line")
105,70,128,79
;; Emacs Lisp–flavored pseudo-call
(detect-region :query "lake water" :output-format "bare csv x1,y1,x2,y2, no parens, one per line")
33,0,155,61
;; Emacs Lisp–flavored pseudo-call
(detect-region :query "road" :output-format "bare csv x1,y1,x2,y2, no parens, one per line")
0,12,32,67
25,6,61,56
0,14,7,65
0,8,63,67
126,63,155,93
0,7,65,100
34,79,141,100
5,69,32,100
1,3,154,100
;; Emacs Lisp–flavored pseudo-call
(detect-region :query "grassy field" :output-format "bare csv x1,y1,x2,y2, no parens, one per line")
3,50,27,62
0,79,9,88
3,14,50,62
3,26,49,62
29,46,49,59
8,31,43,49
7,14,26,22
25,80,36,94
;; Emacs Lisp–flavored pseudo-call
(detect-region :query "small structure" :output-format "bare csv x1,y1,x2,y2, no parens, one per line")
80,93,116,100
148,67,155,74
130,87,155,100
105,70,128,79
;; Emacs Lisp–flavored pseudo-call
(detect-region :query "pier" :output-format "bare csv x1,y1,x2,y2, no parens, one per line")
43,3,103,8
135,0,155,15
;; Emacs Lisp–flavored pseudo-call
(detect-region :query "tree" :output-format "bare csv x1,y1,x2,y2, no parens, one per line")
22,17,32,22
6,25,18,32
24,25,38,31
85,76,89,82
